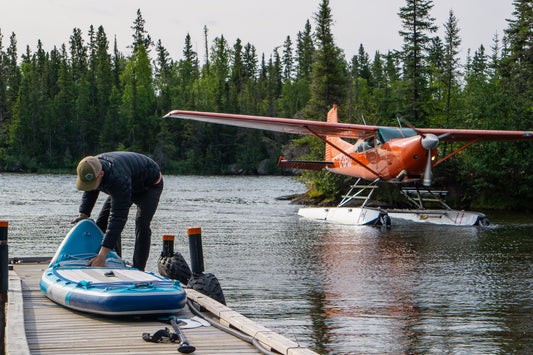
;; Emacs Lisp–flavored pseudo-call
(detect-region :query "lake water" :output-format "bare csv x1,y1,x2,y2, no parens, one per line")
1,173,532,354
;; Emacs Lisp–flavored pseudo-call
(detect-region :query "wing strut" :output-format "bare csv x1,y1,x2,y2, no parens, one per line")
434,137,482,166
304,126,383,179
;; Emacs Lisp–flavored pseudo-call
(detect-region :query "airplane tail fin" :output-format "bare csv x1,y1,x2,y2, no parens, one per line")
325,105,344,161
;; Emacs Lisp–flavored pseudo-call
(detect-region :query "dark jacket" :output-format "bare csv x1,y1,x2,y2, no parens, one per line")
79,152,161,249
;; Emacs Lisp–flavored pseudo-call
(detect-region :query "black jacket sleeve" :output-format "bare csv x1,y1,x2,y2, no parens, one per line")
79,190,100,216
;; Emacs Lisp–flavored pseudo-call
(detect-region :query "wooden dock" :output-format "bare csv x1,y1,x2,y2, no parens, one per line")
6,260,317,355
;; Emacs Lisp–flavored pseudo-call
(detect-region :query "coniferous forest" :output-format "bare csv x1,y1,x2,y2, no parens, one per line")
0,0,532,209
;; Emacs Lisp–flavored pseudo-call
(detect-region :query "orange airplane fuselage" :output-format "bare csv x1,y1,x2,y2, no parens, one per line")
328,135,436,182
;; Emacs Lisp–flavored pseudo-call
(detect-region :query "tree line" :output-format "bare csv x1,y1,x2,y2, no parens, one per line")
0,0,531,209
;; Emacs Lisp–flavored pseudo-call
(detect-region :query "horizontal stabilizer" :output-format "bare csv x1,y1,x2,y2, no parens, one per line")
277,156,333,171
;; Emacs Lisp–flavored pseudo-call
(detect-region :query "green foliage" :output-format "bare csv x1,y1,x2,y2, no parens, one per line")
305,0,349,120
0,2,531,210
398,0,438,125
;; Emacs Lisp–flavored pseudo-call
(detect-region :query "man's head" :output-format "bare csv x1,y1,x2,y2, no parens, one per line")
76,156,102,191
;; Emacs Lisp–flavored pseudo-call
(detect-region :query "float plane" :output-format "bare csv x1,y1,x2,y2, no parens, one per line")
165,106,533,226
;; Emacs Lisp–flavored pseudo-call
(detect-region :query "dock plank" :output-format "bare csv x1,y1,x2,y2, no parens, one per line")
8,262,318,355
8,263,262,354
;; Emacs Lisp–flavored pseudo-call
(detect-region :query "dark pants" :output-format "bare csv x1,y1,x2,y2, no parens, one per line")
96,179,163,271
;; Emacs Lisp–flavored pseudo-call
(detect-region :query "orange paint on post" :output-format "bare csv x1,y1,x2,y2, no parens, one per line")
187,227,201,235
162,234,175,241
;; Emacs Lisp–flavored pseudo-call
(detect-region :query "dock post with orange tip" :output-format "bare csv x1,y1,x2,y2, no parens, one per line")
0,221,8,355
187,227,204,275
161,234,175,258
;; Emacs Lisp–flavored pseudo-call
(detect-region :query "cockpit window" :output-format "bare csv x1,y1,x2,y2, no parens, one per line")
377,127,417,144
354,136,375,152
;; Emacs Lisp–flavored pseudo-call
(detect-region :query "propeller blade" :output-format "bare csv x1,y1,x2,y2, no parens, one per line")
420,134,439,187
423,151,433,187
399,117,424,137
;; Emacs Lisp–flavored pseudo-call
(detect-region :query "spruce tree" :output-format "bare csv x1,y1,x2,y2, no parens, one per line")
442,10,461,129
34,40,49,162
203,25,210,74
69,28,87,84
268,48,282,116
427,36,444,126
121,43,155,153
121,11,156,153
296,20,315,81
0,30,6,150
131,9,152,53
111,37,124,90
282,36,294,83
306,0,348,120
398,0,437,125
357,44,372,84
94,26,113,147
241,42,258,114
502,0,533,129
301,0,350,199
230,38,244,112
154,39,173,114
9,49,31,165
209,36,230,112
153,39,176,167
181,33,199,85
2,33,21,161
54,44,76,161
381,51,402,122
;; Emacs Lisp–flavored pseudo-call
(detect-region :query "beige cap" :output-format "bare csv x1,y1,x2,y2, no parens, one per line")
76,156,102,191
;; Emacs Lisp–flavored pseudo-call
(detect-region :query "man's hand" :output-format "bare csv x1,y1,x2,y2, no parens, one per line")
86,247,111,267
71,213,89,224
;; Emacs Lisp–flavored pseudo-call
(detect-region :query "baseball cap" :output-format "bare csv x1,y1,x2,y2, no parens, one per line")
76,156,102,191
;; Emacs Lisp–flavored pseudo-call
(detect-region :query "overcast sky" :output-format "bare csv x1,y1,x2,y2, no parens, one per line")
1,0,516,65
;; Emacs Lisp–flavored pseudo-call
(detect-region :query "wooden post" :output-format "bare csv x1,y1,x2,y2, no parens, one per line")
0,221,8,355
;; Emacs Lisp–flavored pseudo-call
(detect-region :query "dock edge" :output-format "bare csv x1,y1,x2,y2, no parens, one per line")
6,270,31,355
186,288,318,355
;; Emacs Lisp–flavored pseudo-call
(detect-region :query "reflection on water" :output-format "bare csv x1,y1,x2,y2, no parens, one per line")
293,223,533,354
1,173,532,354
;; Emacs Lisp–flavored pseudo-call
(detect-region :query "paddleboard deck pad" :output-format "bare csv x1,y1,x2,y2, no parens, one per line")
40,219,186,316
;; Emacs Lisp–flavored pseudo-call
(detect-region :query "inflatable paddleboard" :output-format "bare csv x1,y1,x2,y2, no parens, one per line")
40,219,186,316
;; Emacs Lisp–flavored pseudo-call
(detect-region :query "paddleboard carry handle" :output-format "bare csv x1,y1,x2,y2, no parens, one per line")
129,282,155,289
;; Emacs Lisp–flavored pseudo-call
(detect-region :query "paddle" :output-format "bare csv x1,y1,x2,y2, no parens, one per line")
156,316,196,354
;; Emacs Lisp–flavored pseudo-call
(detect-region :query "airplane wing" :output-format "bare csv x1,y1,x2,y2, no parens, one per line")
418,128,533,142
165,110,533,142
164,110,378,139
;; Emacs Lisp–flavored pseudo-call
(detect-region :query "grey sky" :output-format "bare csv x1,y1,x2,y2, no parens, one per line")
1,0,515,65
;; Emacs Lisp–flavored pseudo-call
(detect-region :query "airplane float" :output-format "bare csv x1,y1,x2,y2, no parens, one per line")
165,106,533,226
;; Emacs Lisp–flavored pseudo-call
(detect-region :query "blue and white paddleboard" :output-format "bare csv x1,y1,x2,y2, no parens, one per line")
40,219,186,316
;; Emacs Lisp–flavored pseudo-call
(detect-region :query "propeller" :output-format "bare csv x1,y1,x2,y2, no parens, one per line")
420,133,439,187
399,117,440,187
